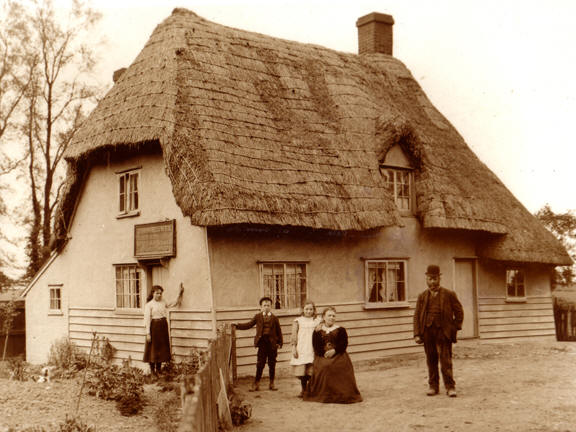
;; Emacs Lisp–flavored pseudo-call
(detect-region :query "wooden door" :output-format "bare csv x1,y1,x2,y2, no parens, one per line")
453,259,477,339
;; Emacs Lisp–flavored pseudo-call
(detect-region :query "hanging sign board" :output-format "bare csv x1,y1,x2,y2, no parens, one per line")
134,220,176,259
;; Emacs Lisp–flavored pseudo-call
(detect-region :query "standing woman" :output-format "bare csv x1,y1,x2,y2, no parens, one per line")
143,283,184,377
290,301,321,397
304,306,362,404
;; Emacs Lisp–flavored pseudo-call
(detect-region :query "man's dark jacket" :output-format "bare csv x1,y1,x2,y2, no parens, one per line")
413,287,464,343
236,312,283,348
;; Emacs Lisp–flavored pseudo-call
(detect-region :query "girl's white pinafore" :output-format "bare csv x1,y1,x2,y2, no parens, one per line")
290,316,321,365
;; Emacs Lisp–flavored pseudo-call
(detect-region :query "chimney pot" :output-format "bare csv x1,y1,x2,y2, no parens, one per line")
356,12,394,56
113,67,127,83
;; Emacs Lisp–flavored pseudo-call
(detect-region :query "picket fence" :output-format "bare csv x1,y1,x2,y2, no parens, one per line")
179,323,237,432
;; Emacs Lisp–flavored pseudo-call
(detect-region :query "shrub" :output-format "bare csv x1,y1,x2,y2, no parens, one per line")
161,347,207,382
86,361,145,416
7,356,26,381
47,338,88,377
95,337,116,364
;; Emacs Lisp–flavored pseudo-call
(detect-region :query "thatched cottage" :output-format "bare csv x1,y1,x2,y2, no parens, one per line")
23,9,571,373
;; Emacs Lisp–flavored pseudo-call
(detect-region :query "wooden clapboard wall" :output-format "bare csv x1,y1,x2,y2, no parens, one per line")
478,296,556,339
69,307,214,367
216,301,420,376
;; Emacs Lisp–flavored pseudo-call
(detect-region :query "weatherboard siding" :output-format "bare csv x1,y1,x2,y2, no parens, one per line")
68,307,213,367
216,302,420,376
478,296,556,339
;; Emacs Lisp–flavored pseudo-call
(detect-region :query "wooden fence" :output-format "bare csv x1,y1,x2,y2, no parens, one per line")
179,323,237,432
553,297,576,341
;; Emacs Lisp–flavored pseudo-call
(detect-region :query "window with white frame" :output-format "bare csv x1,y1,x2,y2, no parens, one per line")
366,260,407,304
118,170,140,215
260,262,307,310
49,284,62,311
115,264,142,309
506,268,525,298
381,167,412,211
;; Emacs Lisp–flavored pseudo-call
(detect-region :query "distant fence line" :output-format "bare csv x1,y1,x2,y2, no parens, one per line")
553,297,576,341
179,323,236,432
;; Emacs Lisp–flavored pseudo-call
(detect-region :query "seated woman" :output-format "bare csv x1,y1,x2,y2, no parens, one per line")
303,306,362,404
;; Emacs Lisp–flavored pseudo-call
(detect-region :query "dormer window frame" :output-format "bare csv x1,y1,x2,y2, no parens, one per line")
380,144,415,215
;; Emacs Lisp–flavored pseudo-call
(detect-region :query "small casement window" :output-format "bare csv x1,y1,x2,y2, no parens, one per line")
506,269,526,298
260,262,307,310
366,260,407,305
49,284,62,311
115,264,142,309
118,170,140,216
380,144,414,212
381,167,412,211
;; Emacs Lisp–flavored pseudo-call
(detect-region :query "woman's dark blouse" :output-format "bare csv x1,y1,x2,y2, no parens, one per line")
312,326,348,357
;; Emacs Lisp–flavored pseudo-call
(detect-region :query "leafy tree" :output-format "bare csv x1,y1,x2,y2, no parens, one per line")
535,204,576,285
2,0,103,277
0,297,19,360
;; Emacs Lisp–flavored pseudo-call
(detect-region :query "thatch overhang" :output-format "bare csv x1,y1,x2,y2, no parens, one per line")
57,8,571,266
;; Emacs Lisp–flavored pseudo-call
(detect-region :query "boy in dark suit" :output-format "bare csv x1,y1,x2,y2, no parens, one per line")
235,296,283,391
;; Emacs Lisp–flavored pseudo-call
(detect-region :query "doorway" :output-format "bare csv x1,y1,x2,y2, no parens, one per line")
453,259,478,339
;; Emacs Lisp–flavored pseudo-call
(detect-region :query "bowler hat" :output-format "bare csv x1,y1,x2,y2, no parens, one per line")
425,265,441,276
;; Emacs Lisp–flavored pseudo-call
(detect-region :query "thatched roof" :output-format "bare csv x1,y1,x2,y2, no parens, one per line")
57,8,571,265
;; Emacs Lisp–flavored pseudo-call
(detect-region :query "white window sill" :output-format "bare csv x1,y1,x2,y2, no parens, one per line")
363,301,410,310
48,310,63,316
116,210,140,219
505,297,527,303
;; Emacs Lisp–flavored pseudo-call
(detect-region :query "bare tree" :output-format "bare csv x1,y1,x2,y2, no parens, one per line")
11,0,103,277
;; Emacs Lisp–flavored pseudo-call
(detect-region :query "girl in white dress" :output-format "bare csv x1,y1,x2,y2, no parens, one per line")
290,301,321,397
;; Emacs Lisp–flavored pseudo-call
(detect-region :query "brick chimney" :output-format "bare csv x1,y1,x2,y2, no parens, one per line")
356,12,394,55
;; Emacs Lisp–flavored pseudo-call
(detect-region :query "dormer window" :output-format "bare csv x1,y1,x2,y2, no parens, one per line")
117,168,140,217
380,145,414,212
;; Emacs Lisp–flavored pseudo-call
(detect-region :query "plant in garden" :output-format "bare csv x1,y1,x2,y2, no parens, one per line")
47,337,87,377
7,355,26,380
86,361,145,416
162,347,207,382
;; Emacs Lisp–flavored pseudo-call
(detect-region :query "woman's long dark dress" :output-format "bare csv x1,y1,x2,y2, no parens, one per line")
303,326,362,403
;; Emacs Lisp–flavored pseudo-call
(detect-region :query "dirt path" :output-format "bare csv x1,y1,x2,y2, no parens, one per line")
235,340,576,432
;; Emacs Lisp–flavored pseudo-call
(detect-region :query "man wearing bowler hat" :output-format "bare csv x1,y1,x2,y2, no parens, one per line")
414,265,464,397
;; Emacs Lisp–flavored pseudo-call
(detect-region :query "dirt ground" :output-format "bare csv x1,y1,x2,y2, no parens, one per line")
0,378,173,431
235,339,576,432
0,339,575,431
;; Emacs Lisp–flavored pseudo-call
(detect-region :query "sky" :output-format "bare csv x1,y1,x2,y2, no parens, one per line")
3,0,576,276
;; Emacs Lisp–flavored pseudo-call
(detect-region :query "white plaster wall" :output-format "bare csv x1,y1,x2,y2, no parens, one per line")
25,255,69,364
209,217,478,309
25,152,213,364
478,260,553,298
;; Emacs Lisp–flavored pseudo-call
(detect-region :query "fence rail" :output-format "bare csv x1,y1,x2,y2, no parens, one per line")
179,323,236,432
553,297,576,341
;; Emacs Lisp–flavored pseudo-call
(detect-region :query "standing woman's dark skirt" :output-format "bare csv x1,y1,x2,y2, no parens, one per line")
143,317,171,363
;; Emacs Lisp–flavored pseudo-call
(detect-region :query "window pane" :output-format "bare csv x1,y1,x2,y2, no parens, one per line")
506,269,525,297
367,261,406,303
368,264,384,302
261,263,306,310
115,265,140,309
119,175,126,212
